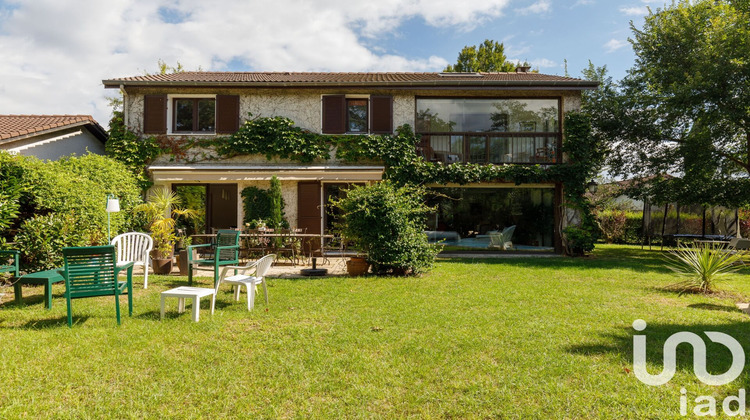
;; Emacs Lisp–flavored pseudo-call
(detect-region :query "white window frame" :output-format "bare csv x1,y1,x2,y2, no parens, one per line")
167,93,217,135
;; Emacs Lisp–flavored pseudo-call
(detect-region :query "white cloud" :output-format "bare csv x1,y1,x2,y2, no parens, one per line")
0,0,511,126
515,0,551,15
604,38,629,53
507,58,557,69
573,0,594,6
619,5,649,16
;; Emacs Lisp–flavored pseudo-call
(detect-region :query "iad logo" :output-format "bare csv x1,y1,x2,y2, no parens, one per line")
632,319,745,386
633,319,747,416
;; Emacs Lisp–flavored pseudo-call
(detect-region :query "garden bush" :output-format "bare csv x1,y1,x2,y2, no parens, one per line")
594,209,627,243
2,153,143,271
331,181,438,275
241,176,289,229
622,211,645,244
14,213,89,271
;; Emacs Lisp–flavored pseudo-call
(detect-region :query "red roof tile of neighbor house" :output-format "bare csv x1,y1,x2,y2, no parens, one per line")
0,115,107,142
103,71,598,89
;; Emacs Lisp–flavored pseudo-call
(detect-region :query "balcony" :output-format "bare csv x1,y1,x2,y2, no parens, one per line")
417,134,559,164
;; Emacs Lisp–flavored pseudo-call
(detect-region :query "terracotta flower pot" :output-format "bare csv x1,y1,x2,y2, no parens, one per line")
177,249,189,276
346,256,369,276
151,250,174,275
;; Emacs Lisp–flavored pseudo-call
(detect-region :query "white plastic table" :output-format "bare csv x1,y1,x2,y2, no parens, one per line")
160,286,216,322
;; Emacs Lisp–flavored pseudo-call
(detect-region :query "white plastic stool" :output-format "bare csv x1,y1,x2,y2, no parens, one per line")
160,286,216,322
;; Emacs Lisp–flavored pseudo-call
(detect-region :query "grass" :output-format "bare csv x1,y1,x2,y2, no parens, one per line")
2,244,750,418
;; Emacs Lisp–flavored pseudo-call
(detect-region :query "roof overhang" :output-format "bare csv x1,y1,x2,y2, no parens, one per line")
103,80,599,91
0,120,108,146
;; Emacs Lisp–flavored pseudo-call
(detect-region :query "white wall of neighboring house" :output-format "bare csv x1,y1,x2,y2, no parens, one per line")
3,127,105,160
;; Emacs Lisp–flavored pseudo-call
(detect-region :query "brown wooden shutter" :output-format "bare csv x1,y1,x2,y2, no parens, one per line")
143,94,167,134
321,95,346,134
216,95,240,134
370,95,393,134
298,181,322,252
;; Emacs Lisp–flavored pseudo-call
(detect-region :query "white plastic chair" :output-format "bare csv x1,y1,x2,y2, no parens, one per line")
489,225,516,250
111,232,153,288
219,254,276,310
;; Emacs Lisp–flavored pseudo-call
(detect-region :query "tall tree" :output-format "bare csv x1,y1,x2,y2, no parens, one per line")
444,39,517,72
593,0,750,206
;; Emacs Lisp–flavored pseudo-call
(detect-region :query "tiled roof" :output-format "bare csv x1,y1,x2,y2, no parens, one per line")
0,115,106,142
103,71,598,89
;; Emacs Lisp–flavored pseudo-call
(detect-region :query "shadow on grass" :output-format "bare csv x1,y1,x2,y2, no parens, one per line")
567,320,750,392
1,315,91,329
688,303,742,313
438,246,750,277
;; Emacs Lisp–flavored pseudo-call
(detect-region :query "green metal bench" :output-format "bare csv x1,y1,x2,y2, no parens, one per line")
62,245,134,327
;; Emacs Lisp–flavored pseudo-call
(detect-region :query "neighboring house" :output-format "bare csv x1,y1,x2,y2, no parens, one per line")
103,71,598,253
0,115,108,160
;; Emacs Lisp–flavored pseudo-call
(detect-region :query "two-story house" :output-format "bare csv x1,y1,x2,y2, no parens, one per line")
103,71,598,253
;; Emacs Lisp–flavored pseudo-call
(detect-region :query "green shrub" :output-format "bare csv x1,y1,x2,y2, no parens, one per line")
18,154,142,238
666,244,745,294
594,209,627,243
105,111,162,189
331,181,438,275
241,187,271,227
9,154,143,271
14,213,89,271
563,225,596,256
241,176,288,229
622,211,645,244
0,151,24,233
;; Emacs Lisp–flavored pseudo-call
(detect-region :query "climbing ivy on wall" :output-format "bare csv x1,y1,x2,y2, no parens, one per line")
108,111,603,253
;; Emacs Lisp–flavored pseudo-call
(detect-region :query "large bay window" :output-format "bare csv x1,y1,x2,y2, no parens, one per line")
416,98,561,164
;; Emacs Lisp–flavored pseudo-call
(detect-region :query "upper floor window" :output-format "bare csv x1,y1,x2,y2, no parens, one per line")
174,98,216,133
321,95,392,134
142,94,239,135
415,98,561,164
347,99,368,133
416,98,559,133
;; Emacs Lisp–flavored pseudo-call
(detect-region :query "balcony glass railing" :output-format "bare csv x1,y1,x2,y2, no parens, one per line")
417,134,558,164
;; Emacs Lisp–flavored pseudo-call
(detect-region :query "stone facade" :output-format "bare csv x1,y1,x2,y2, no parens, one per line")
122,87,582,136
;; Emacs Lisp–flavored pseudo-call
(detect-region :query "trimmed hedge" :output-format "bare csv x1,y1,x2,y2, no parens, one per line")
0,152,143,271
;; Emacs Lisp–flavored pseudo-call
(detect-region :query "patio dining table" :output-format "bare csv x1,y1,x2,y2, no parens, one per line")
190,232,334,265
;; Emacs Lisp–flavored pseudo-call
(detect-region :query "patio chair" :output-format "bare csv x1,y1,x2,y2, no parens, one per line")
61,245,134,327
187,229,240,287
111,232,153,288
489,225,516,250
0,250,20,278
277,228,305,266
218,254,276,311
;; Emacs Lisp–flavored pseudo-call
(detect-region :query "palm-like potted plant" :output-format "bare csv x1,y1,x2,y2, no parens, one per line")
135,188,196,275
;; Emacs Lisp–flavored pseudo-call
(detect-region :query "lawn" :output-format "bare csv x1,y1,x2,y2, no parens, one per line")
2,244,750,418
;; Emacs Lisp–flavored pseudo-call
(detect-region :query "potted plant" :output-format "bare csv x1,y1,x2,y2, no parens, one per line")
176,235,193,276
346,255,370,276
135,188,196,275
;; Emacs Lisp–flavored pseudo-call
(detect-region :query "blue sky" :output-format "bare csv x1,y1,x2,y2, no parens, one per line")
0,0,658,125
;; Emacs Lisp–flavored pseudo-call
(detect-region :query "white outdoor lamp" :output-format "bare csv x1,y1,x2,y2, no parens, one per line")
106,194,121,242
586,180,599,194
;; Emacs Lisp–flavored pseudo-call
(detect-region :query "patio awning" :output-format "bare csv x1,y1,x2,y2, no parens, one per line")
148,164,385,183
